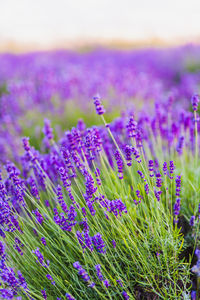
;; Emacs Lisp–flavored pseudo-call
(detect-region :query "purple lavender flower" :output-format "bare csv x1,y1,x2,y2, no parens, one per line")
0,241,5,257
176,136,184,155
191,94,199,111
32,209,44,225
132,147,141,163
41,237,46,246
136,190,143,200
136,129,143,148
126,116,137,138
114,150,124,179
124,145,133,166
0,181,7,200
0,200,22,233
117,279,123,287
77,119,86,133
58,167,69,188
83,230,94,251
1,267,19,289
156,173,162,188
145,184,149,195
43,119,54,140
84,174,97,201
32,248,49,267
65,131,77,152
76,231,86,251
89,282,95,288
95,264,104,281
56,185,68,214
27,176,40,200
73,261,81,270
134,199,140,205
100,197,127,218
175,175,181,197
14,238,24,256
46,274,55,285
169,161,175,179
91,127,102,153
84,129,95,161
53,207,76,232
0,229,6,239
173,198,181,223
92,233,106,254
94,167,102,186
86,201,96,216
0,263,27,297
112,240,116,248
137,170,145,181
0,289,15,299
5,161,25,206
82,207,87,217
71,127,82,149
79,218,89,232
93,94,105,115
22,137,31,152
154,189,162,202
110,199,127,217
66,293,76,300
163,162,167,175
103,279,110,288
148,160,154,177
190,215,195,226
122,291,130,299
41,289,47,299
73,261,91,282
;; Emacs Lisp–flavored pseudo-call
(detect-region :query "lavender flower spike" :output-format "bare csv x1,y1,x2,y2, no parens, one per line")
115,150,124,179
122,291,130,299
190,215,195,226
191,94,199,111
66,293,76,300
126,116,137,138
95,264,104,281
73,261,91,283
43,118,54,140
41,289,47,300
93,94,105,115
103,279,110,288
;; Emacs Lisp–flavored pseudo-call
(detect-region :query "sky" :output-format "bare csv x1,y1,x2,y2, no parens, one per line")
0,0,200,47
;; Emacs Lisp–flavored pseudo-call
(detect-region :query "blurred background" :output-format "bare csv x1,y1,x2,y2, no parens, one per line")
1,0,200,51
1,0,200,161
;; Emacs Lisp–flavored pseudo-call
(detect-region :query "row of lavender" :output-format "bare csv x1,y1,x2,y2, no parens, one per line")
1,45,200,163
0,93,200,299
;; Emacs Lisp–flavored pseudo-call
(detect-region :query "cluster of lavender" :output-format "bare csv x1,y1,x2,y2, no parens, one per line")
1,45,200,163
0,241,28,299
0,45,200,298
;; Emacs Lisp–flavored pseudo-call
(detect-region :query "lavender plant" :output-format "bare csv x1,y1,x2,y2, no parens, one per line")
0,90,200,299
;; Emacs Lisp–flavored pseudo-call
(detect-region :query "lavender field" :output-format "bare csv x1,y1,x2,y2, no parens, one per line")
0,45,200,299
